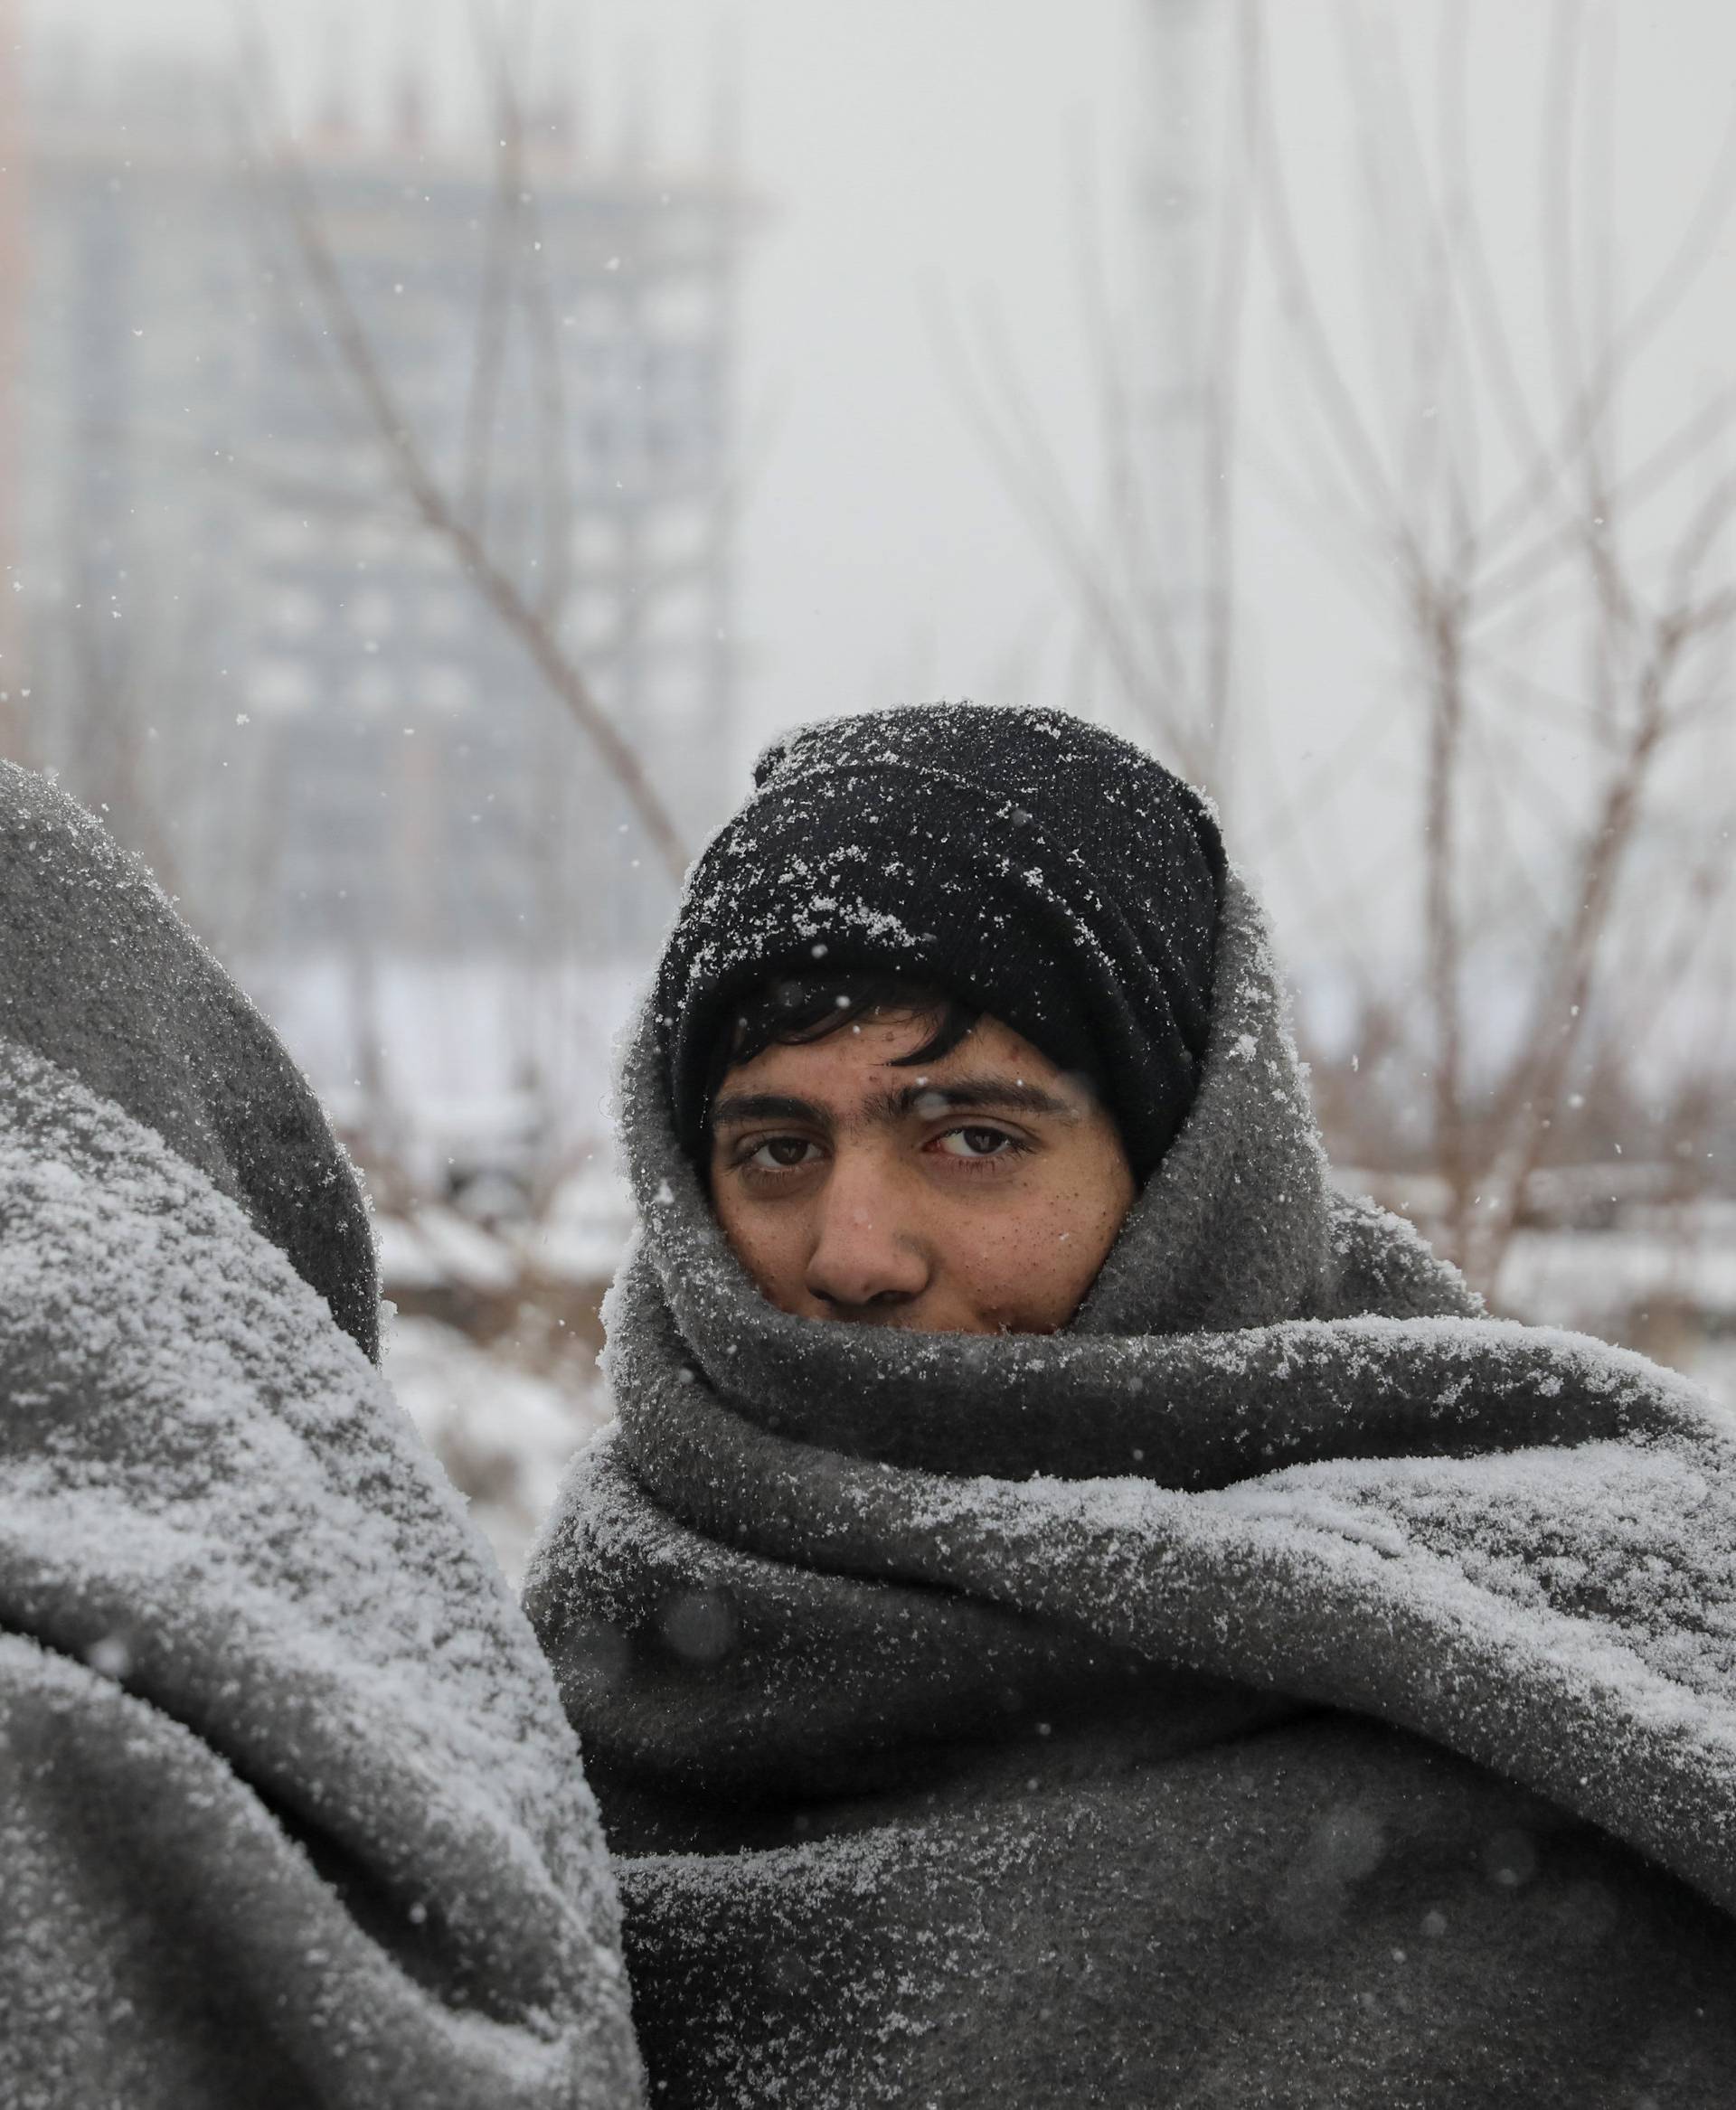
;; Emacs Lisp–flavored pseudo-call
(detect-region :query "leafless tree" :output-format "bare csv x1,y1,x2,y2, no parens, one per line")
1240,0,1736,1299
946,0,1736,1313
236,20,731,888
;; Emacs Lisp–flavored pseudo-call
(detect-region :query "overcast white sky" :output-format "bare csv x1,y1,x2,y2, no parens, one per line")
29,1,1736,988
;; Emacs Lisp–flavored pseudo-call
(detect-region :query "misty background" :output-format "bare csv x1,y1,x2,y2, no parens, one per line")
8,0,1734,1568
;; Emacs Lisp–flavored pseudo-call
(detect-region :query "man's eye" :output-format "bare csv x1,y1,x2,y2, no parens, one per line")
746,1136,819,1170
933,1126,1014,1159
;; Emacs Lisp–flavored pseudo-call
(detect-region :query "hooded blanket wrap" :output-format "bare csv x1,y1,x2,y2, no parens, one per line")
528,870,1736,2107
0,765,643,2107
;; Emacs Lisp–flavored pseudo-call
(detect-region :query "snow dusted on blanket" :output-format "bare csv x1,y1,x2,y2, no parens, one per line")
0,759,379,1360
0,1038,641,2105
530,873,1736,1919
0,761,641,2106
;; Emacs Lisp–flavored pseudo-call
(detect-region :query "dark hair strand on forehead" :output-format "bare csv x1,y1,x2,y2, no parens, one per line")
703,972,979,1130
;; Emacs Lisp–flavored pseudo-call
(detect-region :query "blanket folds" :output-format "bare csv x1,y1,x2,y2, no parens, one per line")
527,873,1736,2105
0,767,643,2108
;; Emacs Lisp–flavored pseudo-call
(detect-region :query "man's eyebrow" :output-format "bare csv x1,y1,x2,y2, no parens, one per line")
878,1077,1080,1122
707,1078,1081,1136
710,1092,832,1131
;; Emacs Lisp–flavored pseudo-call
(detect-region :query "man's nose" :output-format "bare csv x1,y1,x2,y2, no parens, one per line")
804,1152,930,1314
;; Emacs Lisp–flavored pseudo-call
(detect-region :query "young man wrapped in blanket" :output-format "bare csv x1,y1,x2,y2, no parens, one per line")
527,704,1736,2109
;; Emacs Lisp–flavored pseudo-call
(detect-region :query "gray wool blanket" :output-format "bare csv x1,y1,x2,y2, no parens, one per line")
0,764,643,2108
527,873,1736,2107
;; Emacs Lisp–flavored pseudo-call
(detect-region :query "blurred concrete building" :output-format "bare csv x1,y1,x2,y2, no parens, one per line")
13,37,746,965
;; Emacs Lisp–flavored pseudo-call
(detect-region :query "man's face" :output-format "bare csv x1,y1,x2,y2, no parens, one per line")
707,1008,1137,1334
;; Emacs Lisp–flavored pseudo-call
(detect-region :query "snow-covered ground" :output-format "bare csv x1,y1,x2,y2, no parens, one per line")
385,1314,613,1584
1503,1214,1736,1344
373,1159,634,1297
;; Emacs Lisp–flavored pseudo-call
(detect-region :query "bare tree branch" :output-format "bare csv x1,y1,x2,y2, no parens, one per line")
236,24,691,885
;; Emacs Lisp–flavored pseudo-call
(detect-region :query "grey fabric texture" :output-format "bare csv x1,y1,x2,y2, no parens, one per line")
526,871,1736,2106
0,768,643,2108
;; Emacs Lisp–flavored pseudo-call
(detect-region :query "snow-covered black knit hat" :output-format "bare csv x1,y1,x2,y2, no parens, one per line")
656,703,1225,1180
